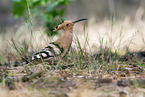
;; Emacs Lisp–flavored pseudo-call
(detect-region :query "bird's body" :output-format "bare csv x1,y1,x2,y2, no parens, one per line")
30,18,87,64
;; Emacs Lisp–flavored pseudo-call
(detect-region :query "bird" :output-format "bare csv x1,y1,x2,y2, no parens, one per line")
29,18,87,65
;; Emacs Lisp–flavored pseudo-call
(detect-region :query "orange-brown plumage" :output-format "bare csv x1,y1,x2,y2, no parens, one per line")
31,18,87,63
54,21,74,55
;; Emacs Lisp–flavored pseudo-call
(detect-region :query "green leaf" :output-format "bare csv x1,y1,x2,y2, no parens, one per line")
12,0,21,3
46,1,59,12
59,9,65,16
11,0,70,36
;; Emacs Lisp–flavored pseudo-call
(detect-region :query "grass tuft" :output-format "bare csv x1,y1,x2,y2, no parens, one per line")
0,11,145,96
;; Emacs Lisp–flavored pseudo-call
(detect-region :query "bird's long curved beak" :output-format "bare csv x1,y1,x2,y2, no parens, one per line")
72,18,87,23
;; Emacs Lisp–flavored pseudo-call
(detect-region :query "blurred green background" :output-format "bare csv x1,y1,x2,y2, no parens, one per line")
1,0,145,29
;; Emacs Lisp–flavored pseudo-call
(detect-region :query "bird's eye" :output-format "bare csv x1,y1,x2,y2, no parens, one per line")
66,24,69,26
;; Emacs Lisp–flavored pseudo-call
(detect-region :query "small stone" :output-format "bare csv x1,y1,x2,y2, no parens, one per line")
97,78,112,83
133,71,140,74
124,67,133,71
119,91,127,97
117,80,130,87
119,72,126,77
76,76,85,78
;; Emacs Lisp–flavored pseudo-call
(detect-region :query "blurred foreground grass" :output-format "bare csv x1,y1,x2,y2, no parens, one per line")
0,18,145,97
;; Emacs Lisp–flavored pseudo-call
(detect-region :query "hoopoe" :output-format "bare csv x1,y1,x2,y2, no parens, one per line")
30,18,87,64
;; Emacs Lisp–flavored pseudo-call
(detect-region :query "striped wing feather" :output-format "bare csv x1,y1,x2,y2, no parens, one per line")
31,42,64,62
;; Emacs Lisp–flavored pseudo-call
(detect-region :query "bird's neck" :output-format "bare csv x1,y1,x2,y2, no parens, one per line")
55,30,73,50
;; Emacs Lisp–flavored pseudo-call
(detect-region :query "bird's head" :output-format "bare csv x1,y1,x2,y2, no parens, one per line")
53,18,87,32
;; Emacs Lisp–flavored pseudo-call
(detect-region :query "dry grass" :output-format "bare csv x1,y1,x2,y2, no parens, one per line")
74,16,145,53
0,17,145,97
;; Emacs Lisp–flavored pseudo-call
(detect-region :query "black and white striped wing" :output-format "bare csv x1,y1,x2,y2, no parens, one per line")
31,42,64,62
